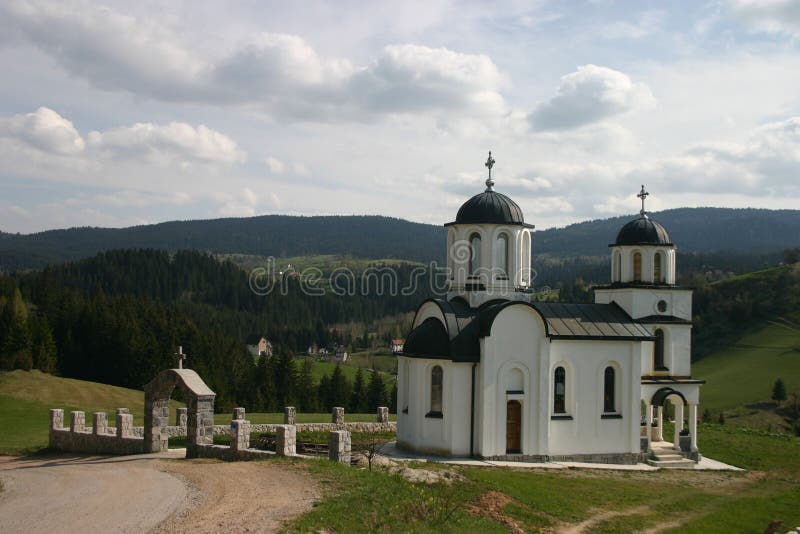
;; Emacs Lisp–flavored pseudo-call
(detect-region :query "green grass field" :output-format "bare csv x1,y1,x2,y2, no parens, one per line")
693,318,800,414
0,370,175,453
288,423,800,533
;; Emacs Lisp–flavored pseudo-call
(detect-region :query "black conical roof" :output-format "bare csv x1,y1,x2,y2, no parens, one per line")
614,215,673,246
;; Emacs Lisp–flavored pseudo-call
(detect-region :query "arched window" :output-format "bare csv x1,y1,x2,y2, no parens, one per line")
521,233,531,284
430,365,443,414
654,251,664,283
469,233,481,275
554,366,566,413
495,233,508,277
613,251,622,282
654,329,665,370
604,367,616,413
633,252,642,281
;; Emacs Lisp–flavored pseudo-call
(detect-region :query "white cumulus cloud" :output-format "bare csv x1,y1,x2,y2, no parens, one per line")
0,106,85,155
87,122,245,164
529,65,655,131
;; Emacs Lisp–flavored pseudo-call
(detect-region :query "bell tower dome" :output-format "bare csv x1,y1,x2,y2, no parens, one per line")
445,151,534,307
608,185,677,286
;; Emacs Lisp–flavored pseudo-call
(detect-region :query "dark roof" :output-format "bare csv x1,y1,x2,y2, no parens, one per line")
245,334,266,344
532,302,654,340
403,318,450,359
401,298,654,362
447,191,533,227
613,215,673,247
636,315,692,325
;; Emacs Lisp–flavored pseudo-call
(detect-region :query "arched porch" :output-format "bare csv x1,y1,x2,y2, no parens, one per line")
642,384,701,462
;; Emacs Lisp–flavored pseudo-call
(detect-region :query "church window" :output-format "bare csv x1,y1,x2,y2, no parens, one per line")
657,300,668,313
553,366,566,413
495,233,509,277
603,367,616,413
633,252,642,281
654,251,664,283
654,329,666,370
469,234,481,275
521,233,531,284
430,365,443,414
614,251,622,282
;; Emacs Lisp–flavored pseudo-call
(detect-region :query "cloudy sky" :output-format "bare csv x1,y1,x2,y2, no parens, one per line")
1,0,799,233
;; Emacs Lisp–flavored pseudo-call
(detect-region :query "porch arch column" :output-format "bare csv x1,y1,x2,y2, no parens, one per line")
673,402,684,449
688,403,698,452
655,406,664,441
644,402,652,451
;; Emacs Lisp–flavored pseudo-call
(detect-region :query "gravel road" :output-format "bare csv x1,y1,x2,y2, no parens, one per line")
0,451,319,533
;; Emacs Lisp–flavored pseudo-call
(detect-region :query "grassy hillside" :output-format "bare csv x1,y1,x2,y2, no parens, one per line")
694,318,800,412
0,370,154,453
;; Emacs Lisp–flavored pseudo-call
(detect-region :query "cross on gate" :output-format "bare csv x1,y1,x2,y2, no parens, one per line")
174,346,187,369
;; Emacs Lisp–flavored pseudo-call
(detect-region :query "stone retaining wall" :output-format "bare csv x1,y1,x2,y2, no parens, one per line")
211,421,396,436
49,409,146,455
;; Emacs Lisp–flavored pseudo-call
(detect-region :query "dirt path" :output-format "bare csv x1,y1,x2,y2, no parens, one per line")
155,458,319,533
0,452,319,533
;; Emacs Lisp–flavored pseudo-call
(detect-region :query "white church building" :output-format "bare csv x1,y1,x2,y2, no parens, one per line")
397,154,703,465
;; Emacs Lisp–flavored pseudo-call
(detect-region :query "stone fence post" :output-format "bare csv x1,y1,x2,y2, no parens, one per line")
332,407,344,425
284,406,296,425
117,412,134,438
70,411,85,432
377,406,388,423
277,425,296,456
93,412,108,436
50,409,64,431
175,407,188,427
233,407,246,420
116,408,130,415
328,430,351,464
231,419,251,452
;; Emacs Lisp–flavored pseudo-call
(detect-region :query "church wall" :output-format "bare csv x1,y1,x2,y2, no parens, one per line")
594,287,692,321
396,356,472,456
545,339,642,455
477,304,545,457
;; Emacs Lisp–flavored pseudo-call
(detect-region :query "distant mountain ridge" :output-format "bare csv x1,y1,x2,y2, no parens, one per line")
2,207,800,270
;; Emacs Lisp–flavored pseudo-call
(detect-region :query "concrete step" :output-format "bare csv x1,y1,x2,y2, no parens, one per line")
647,458,696,469
653,453,684,461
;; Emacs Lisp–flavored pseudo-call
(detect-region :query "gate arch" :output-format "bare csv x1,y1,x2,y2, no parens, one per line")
144,369,216,457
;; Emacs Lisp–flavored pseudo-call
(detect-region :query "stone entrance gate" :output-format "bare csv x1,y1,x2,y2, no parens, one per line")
143,368,216,457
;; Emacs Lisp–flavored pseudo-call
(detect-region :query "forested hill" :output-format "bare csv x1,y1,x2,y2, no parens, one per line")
535,207,800,257
3,207,800,270
0,215,444,270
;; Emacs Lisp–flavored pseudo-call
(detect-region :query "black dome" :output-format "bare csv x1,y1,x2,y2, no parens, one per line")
615,215,673,246
450,191,529,226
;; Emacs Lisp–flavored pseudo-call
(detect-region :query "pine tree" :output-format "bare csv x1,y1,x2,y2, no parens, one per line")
350,367,368,413
329,364,351,410
31,314,57,373
297,357,317,412
272,350,297,409
2,288,31,370
772,378,787,402
367,370,387,412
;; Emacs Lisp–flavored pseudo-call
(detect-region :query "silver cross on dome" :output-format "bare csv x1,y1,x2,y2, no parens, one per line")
485,150,496,191
637,185,649,217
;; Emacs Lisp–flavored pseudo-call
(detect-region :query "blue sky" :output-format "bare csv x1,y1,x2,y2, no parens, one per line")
1,0,799,233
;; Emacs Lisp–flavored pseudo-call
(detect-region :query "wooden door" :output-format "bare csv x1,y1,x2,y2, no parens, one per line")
506,401,522,453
